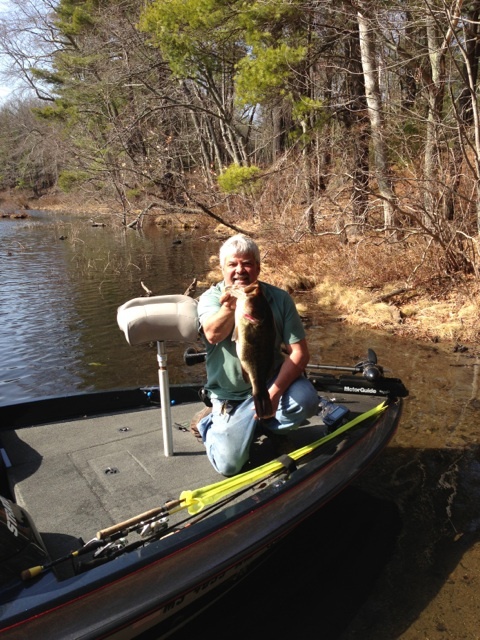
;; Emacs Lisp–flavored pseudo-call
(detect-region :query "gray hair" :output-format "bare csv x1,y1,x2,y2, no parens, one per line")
219,234,260,266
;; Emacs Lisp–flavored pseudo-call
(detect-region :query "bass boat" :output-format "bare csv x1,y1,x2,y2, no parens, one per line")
0,295,408,639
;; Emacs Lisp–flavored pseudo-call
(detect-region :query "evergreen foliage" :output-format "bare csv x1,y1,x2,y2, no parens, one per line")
0,0,480,275
217,163,262,194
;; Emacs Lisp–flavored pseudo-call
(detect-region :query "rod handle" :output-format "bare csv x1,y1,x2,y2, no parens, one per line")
96,500,180,540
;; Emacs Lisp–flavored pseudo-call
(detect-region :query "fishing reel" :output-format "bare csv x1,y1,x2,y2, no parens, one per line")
355,349,384,381
140,517,169,538
93,537,128,559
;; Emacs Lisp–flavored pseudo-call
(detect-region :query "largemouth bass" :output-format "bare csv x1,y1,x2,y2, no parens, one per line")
228,281,276,419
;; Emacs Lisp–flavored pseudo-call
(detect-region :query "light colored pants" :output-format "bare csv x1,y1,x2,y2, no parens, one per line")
197,376,319,476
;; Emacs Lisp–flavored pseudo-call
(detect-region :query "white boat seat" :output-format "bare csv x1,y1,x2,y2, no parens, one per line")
117,295,199,346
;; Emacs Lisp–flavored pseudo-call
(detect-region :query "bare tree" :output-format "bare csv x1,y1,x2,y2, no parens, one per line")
0,0,60,101
0,97,68,192
355,0,397,229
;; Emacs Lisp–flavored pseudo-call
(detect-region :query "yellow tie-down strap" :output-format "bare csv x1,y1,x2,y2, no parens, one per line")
180,402,387,515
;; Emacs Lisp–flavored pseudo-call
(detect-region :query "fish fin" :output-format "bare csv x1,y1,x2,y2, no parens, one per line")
253,391,273,419
232,325,238,341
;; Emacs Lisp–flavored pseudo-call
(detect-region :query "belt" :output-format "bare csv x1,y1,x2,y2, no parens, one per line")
220,399,242,415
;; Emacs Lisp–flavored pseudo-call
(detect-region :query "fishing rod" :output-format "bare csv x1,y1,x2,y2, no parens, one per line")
75,473,292,574
20,462,295,581
20,402,386,581
21,538,107,581
183,347,207,366
20,500,182,581
183,347,384,381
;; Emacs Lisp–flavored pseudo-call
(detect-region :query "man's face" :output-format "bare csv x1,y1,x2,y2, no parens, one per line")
222,252,260,287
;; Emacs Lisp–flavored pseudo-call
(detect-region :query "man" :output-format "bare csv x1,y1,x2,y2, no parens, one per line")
196,234,319,476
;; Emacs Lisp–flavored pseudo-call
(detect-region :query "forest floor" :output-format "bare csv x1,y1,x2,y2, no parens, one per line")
2,188,479,357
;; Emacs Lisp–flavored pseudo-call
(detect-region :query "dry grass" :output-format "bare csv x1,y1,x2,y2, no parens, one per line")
201,217,479,346
201,225,480,350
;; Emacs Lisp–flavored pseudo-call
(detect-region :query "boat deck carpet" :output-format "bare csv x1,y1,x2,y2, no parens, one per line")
1,395,366,559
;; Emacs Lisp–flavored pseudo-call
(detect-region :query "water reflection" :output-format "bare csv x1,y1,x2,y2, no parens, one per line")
0,212,213,404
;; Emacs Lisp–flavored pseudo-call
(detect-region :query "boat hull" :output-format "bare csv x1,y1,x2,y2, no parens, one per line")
0,387,402,639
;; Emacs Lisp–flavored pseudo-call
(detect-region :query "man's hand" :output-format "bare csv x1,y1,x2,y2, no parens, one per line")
202,291,237,344
219,290,237,311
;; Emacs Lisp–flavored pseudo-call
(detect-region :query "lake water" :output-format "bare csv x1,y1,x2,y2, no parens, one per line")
1,210,479,638
0,210,213,404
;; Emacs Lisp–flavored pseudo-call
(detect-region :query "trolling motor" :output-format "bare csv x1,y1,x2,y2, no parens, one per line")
184,346,407,399
302,348,384,381
185,347,383,380
308,349,408,398
355,348,383,381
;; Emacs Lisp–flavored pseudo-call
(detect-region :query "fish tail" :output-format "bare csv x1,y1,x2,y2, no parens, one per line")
253,390,273,419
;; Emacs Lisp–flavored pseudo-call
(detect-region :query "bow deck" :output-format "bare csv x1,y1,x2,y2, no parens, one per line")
1,390,375,562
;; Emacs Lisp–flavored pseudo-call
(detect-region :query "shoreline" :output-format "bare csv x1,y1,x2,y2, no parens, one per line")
2,192,479,356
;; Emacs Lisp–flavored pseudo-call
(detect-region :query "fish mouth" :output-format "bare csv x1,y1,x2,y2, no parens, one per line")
226,281,259,300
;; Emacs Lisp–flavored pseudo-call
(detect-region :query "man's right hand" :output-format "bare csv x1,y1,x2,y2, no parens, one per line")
202,292,237,344
219,290,237,311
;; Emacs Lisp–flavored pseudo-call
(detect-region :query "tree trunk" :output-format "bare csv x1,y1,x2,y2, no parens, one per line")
356,4,396,229
344,4,369,232
423,0,464,225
